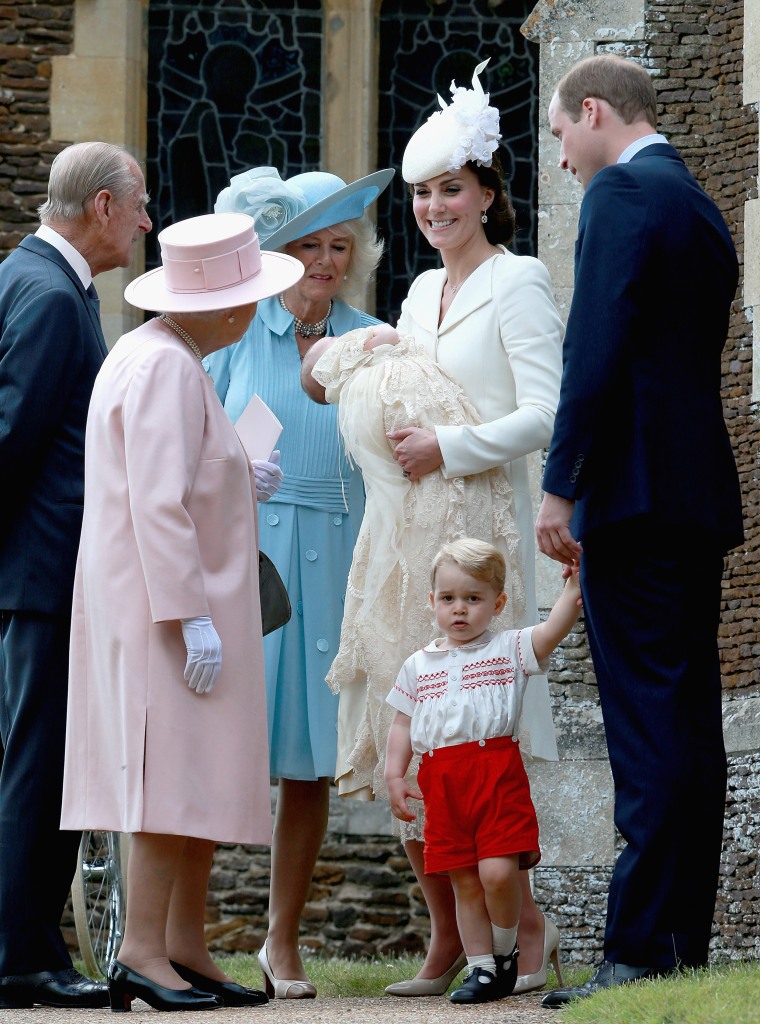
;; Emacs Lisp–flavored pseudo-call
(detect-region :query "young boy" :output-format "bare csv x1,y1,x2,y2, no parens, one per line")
385,538,581,1004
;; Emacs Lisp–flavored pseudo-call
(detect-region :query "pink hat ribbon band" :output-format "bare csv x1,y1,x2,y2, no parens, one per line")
162,236,262,293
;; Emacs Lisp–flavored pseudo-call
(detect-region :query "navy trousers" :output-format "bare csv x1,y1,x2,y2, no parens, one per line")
580,519,727,969
0,611,80,974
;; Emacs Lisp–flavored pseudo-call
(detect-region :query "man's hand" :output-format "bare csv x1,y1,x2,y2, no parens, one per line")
387,426,443,481
536,493,582,565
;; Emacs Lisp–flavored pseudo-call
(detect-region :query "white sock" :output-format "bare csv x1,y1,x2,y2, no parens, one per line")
491,923,518,956
466,953,497,979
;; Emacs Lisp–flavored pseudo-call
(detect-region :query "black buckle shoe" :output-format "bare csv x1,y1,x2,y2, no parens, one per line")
450,965,501,1004
496,943,519,997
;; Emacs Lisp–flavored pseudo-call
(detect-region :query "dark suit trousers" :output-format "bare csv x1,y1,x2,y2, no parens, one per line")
580,519,727,969
0,611,80,974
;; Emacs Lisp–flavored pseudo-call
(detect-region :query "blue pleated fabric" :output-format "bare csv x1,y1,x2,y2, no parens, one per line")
206,296,376,779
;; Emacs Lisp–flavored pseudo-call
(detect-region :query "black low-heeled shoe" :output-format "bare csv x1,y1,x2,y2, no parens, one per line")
170,961,268,1006
450,965,502,1004
107,960,222,1013
496,943,519,997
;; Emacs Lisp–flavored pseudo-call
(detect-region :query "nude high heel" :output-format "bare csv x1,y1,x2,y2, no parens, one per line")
385,952,467,996
512,916,563,995
257,941,316,999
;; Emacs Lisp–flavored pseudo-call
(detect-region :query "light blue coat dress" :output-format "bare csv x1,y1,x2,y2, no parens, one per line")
205,295,375,779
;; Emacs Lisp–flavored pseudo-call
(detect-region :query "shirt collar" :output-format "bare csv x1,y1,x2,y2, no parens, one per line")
423,629,496,654
36,225,92,288
617,134,670,164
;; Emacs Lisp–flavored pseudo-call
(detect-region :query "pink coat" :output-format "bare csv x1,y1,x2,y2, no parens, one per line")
61,319,272,845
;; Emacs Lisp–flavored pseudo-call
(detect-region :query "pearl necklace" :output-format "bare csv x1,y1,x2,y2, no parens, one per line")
159,315,213,382
279,295,332,338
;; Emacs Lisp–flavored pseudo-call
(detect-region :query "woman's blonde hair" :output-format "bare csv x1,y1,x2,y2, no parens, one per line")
327,213,385,303
431,538,506,594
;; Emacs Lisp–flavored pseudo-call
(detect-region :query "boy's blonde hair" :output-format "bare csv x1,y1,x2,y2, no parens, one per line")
431,538,506,593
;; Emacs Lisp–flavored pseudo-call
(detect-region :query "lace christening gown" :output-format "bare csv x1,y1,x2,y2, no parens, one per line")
313,330,526,840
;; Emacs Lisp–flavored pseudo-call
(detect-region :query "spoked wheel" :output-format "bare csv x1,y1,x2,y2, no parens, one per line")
72,831,129,977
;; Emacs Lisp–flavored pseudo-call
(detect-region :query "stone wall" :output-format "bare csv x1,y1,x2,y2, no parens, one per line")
185,737,758,965
0,0,75,257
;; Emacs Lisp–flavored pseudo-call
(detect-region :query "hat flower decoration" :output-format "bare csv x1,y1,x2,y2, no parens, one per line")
401,57,502,183
215,167,308,244
445,59,501,170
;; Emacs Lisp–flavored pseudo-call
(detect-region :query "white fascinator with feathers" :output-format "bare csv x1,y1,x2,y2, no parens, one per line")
402,58,502,184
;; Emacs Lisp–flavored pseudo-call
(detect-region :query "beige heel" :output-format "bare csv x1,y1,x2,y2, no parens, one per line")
385,952,467,997
257,941,316,999
512,916,563,994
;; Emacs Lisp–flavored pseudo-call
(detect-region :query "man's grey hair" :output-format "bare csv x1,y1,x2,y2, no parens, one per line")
38,142,138,223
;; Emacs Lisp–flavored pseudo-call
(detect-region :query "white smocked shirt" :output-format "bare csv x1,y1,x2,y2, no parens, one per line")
386,627,549,756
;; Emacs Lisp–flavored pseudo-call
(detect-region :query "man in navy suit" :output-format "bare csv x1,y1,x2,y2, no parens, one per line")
536,56,743,1005
0,142,151,1008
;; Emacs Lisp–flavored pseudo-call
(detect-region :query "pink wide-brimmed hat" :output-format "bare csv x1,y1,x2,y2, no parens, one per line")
124,212,304,312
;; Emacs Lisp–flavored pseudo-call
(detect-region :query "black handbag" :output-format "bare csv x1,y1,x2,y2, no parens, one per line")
259,550,292,636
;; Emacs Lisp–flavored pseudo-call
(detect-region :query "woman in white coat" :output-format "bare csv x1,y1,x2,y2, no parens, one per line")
304,59,564,997
61,213,303,1012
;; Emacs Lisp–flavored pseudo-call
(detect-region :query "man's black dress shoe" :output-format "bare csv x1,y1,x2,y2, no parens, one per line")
541,960,667,1008
170,960,268,1006
0,967,109,1008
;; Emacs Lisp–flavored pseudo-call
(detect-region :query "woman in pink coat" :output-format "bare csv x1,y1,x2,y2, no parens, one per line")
61,213,303,1012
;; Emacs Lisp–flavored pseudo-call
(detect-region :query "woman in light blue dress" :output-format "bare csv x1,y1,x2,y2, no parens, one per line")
206,166,393,998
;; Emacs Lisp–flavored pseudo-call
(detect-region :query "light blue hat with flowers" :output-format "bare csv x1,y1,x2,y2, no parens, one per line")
215,166,394,251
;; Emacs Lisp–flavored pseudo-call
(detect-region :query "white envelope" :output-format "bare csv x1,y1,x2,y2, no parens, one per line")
234,394,283,462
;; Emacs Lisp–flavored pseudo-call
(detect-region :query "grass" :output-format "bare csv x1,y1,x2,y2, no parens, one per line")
80,954,760,1021
217,953,760,1021
555,962,760,1024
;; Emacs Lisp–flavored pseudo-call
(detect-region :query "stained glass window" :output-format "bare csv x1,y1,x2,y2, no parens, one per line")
146,0,322,269
376,0,538,322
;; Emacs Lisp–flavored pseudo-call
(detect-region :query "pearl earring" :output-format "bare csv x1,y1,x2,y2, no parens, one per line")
481,212,488,224
228,315,235,324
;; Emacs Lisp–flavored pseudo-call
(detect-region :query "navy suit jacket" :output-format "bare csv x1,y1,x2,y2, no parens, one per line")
543,144,743,551
0,235,107,613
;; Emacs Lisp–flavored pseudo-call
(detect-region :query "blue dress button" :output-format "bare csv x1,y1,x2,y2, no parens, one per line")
266,513,279,526
296,600,303,616
333,516,343,526
305,549,318,561
316,638,329,652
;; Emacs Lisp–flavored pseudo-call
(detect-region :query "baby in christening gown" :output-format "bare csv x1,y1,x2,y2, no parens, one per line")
311,326,526,840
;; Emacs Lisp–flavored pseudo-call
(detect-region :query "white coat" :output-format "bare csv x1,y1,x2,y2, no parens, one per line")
397,248,564,759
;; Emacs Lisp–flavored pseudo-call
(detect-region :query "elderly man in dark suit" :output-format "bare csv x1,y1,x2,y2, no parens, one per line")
0,141,151,1008
535,55,743,1005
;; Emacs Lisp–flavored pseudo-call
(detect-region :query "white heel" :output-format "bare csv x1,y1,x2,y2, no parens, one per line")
385,952,467,996
257,941,317,999
512,916,563,994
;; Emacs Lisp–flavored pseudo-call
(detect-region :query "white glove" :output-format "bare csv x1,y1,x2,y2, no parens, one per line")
252,449,283,502
181,616,221,694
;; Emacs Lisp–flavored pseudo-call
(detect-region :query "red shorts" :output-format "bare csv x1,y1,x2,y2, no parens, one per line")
418,736,540,876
